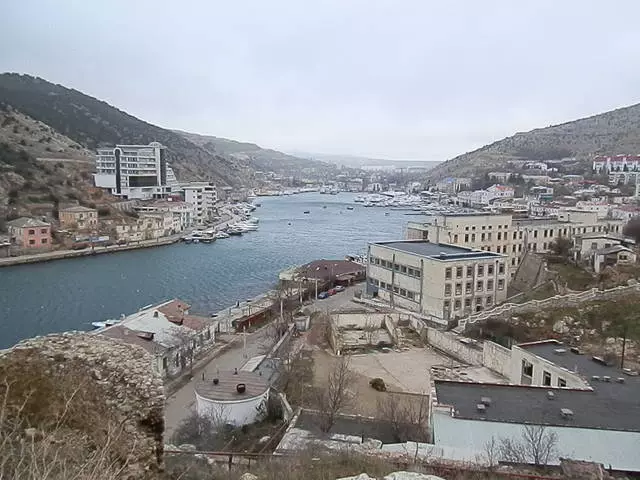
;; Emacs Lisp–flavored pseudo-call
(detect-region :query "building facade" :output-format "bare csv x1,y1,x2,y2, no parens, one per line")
135,200,194,232
182,182,218,225
59,206,98,231
94,142,179,200
407,212,625,276
367,241,508,321
7,217,52,249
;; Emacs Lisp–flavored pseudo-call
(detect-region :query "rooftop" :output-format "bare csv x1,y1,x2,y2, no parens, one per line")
436,340,640,432
296,259,365,281
7,217,50,228
194,371,269,401
372,241,505,261
595,245,633,255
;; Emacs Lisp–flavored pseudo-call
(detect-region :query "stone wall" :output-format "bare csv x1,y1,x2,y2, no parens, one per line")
458,283,640,330
425,328,483,366
0,332,164,478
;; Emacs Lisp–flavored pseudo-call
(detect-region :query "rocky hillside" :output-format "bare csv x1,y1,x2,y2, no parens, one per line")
175,130,335,176
428,102,640,180
0,73,250,186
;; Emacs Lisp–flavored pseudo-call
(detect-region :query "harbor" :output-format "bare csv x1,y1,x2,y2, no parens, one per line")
0,192,407,348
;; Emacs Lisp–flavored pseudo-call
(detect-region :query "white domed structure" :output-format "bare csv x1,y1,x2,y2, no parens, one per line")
194,371,270,427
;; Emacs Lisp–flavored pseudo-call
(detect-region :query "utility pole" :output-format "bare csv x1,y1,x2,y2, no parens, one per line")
243,325,247,359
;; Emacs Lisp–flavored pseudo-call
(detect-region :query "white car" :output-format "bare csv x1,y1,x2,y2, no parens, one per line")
334,285,345,292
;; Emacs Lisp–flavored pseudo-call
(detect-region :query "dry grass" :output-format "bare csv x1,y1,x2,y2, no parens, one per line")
0,350,134,480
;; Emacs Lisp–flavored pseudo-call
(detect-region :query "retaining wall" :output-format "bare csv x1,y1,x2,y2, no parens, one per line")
482,341,512,378
425,328,483,366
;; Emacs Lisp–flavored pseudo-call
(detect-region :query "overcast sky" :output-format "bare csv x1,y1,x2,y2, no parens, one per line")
2,1,640,161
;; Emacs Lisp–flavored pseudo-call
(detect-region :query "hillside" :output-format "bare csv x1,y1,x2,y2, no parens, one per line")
0,73,251,186
428,102,640,180
174,130,335,176
291,151,440,170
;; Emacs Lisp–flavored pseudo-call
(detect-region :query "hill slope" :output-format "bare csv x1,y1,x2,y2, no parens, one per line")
174,130,335,175
0,73,250,186
428,103,640,180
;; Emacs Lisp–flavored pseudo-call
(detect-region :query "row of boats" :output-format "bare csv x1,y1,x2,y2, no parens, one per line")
181,217,259,244
354,193,472,214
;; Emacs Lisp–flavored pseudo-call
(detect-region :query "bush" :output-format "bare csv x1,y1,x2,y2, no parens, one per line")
369,378,386,392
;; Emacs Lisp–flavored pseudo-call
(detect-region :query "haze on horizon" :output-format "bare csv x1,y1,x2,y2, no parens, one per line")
1,1,640,162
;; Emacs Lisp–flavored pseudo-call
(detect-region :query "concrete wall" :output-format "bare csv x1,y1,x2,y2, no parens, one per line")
195,389,270,427
432,408,640,471
425,328,483,365
510,345,588,388
482,341,512,378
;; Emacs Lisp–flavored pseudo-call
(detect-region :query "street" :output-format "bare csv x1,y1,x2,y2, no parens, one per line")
163,283,365,438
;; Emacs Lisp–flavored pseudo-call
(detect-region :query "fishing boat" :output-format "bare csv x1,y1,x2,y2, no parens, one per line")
227,227,243,236
215,231,230,239
303,210,310,214
346,206,354,210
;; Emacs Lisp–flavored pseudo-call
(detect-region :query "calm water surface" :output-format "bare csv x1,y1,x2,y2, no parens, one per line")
0,193,412,348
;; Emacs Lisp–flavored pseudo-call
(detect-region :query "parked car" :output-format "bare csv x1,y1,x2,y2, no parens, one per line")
334,285,345,292
317,292,329,299
328,288,337,296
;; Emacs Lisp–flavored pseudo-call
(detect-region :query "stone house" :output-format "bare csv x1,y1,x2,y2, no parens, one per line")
7,217,52,250
59,206,98,231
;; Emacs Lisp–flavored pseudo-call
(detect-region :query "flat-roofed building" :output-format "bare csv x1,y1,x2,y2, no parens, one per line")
367,240,508,321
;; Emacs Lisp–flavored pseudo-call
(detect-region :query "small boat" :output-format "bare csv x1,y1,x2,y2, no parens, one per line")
303,210,310,214
215,231,229,239
323,206,327,209
227,228,243,236
91,321,107,329
385,212,390,216
346,206,354,210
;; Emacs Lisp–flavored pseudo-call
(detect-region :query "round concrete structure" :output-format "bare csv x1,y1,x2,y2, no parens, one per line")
194,371,270,427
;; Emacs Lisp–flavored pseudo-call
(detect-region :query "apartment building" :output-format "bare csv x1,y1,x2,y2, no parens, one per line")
434,177,471,194
593,154,640,173
182,182,218,225
59,206,98,231
367,240,508,321
94,142,179,200
407,211,625,275
135,200,194,232
7,217,52,250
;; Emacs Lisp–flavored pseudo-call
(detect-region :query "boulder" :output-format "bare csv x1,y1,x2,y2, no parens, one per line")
553,319,570,334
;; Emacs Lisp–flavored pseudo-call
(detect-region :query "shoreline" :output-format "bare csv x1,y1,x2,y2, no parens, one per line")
0,236,181,268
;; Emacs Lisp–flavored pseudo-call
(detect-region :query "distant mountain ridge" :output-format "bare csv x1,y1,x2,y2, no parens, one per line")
173,130,335,175
291,151,441,170
428,102,640,180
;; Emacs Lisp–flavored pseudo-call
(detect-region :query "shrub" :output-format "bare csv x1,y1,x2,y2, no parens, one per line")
369,377,386,392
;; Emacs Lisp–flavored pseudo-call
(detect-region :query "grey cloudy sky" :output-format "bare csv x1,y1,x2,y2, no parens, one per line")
2,1,640,161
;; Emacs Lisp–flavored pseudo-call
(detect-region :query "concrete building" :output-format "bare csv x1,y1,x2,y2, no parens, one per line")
135,200,194,232
432,339,640,471
59,206,98,231
366,241,508,321
455,185,514,207
182,182,218,225
194,371,270,427
7,217,52,250
407,211,625,275
435,177,471,194
99,299,217,378
593,154,640,173
93,142,179,200
109,211,173,242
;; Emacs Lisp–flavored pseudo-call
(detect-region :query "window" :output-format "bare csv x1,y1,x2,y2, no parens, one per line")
380,281,386,289
486,296,493,306
394,263,400,271
513,231,517,240
481,233,486,241
456,267,463,278
407,268,414,276
464,298,471,308
443,300,451,310
543,242,547,250
476,281,483,291
498,263,505,274
465,226,469,231
518,244,522,252
400,288,407,296
393,286,399,293
415,270,421,278
454,234,458,243
511,258,516,266
401,265,407,274
444,284,452,296
558,378,567,387
40,229,47,234
445,267,452,280
497,232,502,240
28,229,35,235
465,282,472,294
533,230,538,238
454,299,461,310
465,234,469,242
471,233,476,242
519,231,523,239
482,225,486,230
512,245,517,253
487,232,492,241
497,279,505,290
543,371,552,386
488,264,494,275
407,291,415,300
380,260,387,268
41,238,48,244
487,279,494,290
162,357,168,370
522,359,533,378
477,265,484,276
466,266,473,277
455,283,462,295
29,239,35,245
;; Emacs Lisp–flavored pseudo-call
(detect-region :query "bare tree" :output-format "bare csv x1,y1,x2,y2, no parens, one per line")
480,436,500,470
172,405,230,451
499,424,558,465
171,327,198,376
376,393,429,442
363,315,379,346
315,356,354,433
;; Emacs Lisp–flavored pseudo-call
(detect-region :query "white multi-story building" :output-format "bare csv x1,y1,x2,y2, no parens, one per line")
593,154,640,173
94,142,179,200
135,200,194,232
455,185,514,207
367,240,508,322
182,182,218,225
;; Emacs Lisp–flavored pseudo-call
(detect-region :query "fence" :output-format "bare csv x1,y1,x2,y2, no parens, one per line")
458,283,640,330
